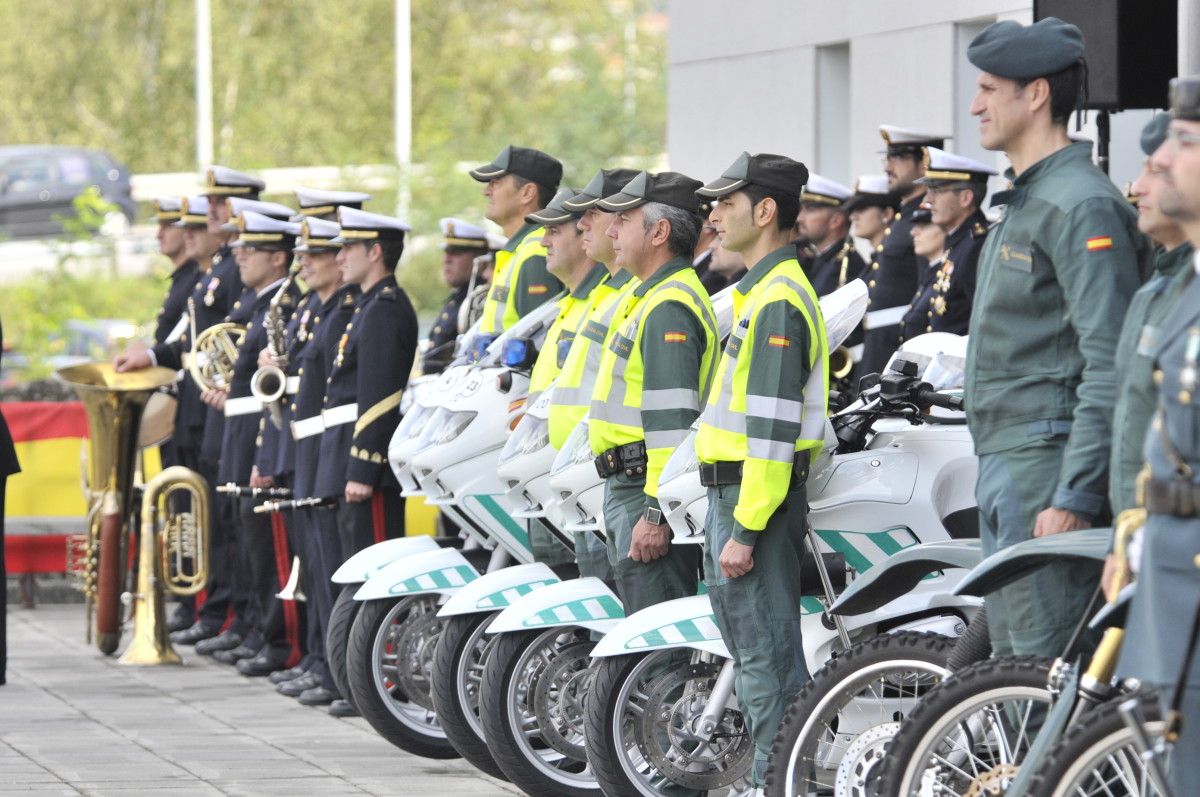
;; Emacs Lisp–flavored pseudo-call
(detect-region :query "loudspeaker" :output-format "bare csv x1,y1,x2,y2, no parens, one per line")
1034,0,1176,110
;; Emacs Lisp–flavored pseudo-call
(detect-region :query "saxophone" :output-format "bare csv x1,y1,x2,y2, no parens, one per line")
251,263,301,429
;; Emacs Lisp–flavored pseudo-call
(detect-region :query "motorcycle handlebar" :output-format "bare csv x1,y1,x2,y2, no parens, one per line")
916,384,964,412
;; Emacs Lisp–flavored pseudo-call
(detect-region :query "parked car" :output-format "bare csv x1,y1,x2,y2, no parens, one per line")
0,146,136,239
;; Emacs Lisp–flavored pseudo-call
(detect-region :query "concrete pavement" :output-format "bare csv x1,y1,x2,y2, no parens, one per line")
1,605,518,796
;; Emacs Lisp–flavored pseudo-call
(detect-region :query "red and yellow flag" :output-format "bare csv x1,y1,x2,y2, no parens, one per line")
767,334,790,348
1086,236,1113,252
663,331,688,343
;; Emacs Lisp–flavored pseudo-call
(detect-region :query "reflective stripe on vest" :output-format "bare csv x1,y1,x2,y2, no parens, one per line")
479,227,547,334
589,274,718,447
696,270,828,463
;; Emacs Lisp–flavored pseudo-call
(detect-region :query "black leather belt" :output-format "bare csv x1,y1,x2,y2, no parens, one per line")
1145,478,1200,518
698,453,810,488
595,441,648,479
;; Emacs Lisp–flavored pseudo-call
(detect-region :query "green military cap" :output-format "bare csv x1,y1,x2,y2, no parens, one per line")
967,17,1084,79
696,151,809,199
526,186,582,226
1141,113,1171,155
563,168,641,211
469,144,563,190
1170,76,1200,121
597,170,704,214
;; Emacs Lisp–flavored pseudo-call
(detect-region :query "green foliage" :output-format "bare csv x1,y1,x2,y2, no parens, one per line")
0,0,667,354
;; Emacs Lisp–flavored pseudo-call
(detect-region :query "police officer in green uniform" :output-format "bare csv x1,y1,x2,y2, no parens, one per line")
550,167,641,581
899,148,995,342
1108,114,1195,518
860,126,948,377
1117,75,1200,794
695,152,827,789
964,17,1152,658
589,171,718,614
468,145,564,352
521,187,609,566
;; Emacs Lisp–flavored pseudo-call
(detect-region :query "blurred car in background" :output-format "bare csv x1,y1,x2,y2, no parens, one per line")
0,319,141,390
0,146,136,239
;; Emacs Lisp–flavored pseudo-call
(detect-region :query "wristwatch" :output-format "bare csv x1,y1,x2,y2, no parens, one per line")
643,506,664,525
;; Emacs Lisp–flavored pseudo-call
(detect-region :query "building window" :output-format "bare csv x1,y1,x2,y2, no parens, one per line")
816,42,850,185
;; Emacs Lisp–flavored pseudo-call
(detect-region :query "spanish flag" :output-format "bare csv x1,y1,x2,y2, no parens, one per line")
1086,236,1113,252
528,284,549,295
767,334,790,348
664,332,688,343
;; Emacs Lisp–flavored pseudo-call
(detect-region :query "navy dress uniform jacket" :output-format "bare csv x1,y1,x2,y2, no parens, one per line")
153,259,201,345
806,237,868,298
293,286,359,499
861,193,927,375
253,289,314,482
900,209,988,342
422,285,468,375
314,275,418,498
217,280,301,485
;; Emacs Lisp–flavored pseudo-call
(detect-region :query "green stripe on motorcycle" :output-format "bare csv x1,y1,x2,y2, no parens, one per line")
475,579,558,610
389,565,477,595
525,594,624,627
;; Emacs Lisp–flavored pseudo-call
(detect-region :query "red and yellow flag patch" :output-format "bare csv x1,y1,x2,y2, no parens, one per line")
1086,236,1113,252
528,284,549,294
767,334,790,348
663,331,688,343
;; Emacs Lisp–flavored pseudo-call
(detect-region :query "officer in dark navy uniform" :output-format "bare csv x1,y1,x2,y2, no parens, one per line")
899,148,995,343
116,191,248,643
316,207,419,560
797,174,867,296
860,125,948,376
150,197,201,347
285,217,362,714
293,187,371,221
199,211,303,676
423,217,493,374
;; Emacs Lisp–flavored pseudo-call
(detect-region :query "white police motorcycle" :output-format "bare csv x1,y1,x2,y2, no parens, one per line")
580,332,982,797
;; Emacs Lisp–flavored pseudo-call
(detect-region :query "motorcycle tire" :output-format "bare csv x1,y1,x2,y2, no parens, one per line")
765,631,954,797
430,612,508,781
325,583,362,708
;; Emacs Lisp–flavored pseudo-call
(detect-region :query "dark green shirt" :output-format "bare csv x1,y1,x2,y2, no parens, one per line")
965,141,1153,519
1110,242,1194,514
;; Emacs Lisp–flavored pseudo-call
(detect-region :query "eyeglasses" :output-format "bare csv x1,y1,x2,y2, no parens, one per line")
1167,127,1200,148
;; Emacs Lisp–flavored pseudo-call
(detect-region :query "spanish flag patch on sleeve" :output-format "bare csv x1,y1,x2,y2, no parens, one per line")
1086,236,1113,252
663,331,688,343
767,334,790,348
528,284,549,295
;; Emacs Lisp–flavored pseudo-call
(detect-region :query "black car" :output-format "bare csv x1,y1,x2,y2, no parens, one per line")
0,145,136,238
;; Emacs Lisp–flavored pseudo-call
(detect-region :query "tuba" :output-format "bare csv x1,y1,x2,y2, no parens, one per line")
251,262,302,428
58,362,177,655
120,466,210,665
187,297,246,392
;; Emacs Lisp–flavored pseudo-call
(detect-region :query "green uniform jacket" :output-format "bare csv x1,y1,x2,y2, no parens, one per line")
1109,243,1194,514
965,141,1152,520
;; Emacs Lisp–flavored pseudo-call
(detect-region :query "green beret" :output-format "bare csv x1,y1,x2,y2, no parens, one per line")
1140,114,1171,156
968,17,1084,80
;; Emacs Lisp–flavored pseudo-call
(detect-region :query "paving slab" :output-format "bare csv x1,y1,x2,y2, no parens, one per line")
2,606,519,796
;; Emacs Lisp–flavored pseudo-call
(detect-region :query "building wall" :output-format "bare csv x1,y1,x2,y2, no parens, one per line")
668,0,1153,193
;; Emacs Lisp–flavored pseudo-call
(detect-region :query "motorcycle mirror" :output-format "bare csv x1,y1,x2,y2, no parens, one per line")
857,373,881,394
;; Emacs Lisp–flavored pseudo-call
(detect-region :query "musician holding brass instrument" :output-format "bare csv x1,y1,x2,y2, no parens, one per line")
115,179,255,643
197,210,304,677
270,216,361,709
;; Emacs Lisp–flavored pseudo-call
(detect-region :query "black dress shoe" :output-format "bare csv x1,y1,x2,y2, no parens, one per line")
171,622,221,646
298,686,338,706
213,643,260,665
194,631,242,656
167,606,196,633
328,699,359,718
236,649,290,677
278,672,321,697
268,665,308,685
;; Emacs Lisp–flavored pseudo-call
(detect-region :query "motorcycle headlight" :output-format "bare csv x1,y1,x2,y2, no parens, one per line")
499,415,551,466
429,410,478,445
395,402,435,441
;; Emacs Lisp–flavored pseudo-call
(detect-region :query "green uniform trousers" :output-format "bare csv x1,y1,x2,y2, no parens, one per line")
573,529,613,582
529,517,575,566
603,472,699,615
704,482,810,787
977,438,1100,658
